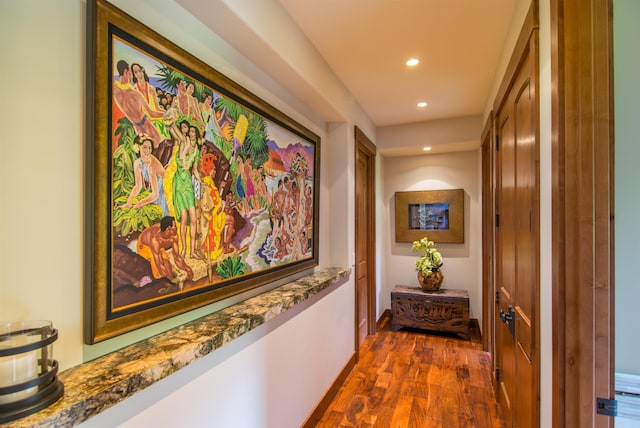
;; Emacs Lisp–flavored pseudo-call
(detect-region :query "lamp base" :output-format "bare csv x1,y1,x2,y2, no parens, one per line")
0,378,64,423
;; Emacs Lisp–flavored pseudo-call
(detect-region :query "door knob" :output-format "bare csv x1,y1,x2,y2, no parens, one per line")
499,305,516,337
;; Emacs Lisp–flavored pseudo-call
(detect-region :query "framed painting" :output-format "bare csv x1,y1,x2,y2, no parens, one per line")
85,0,320,343
394,189,464,243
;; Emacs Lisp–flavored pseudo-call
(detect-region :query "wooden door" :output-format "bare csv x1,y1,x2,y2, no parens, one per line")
493,6,539,428
354,127,376,350
496,100,517,426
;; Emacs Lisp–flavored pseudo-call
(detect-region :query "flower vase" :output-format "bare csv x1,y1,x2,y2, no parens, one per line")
418,269,444,292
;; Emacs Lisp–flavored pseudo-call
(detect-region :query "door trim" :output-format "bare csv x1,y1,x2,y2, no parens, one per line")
481,112,495,355
551,0,614,425
354,126,377,354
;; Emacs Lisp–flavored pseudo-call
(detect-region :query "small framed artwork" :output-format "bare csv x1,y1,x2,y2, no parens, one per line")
85,0,320,343
394,189,464,243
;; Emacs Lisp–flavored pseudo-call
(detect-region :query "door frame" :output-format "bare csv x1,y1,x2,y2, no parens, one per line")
481,112,495,356
354,126,377,353
551,0,614,425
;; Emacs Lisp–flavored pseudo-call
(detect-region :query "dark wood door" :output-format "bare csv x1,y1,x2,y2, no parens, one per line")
354,127,376,349
493,8,539,428
496,100,517,426
512,55,536,427
356,153,369,344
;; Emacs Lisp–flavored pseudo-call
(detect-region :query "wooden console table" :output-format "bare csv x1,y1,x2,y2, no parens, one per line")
391,285,470,340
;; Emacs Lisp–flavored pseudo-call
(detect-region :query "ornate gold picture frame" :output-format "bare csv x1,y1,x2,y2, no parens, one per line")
85,0,320,343
394,189,464,243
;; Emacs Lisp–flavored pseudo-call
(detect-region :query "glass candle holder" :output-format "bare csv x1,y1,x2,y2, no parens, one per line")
0,321,64,423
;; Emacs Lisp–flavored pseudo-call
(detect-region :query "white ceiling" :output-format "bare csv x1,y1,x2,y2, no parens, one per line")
277,0,518,127
177,0,519,131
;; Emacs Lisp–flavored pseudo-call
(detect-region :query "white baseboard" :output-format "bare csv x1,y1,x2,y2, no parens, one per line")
617,372,640,395
616,372,640,422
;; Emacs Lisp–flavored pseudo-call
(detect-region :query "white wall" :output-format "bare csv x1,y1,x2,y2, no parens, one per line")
379,150,483,321
1,0,86,369
376,115,483,156
0,0,369,425
614,0,640,377
80,279,354,428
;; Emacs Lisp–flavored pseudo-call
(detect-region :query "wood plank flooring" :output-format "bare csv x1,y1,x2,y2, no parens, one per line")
314,316,504,428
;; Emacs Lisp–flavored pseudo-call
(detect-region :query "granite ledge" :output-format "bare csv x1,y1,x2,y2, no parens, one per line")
8,267,350,428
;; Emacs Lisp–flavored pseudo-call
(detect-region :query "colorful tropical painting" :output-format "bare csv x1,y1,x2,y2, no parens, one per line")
108,32,317,313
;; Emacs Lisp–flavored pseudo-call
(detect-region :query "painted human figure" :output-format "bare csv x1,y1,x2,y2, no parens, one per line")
235,154,248,214
122,134,168,215
199,91,225,141
254,165,269,210
274,236,287,260
171,123,200,259
185,81,202,124
243,154,257,211
137,216,193,281
172,78,194,119
222,192,239,254
131,63,161,115
270,179,286,240
112,60,164,147
131,63,167,139
197,153,225,262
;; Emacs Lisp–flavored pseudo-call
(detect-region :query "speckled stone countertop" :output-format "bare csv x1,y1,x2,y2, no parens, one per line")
6,267,350,428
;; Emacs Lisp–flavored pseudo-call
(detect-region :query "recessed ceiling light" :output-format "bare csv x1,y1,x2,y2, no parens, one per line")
417,102,428,108
423,146,432,151
406,58,420,67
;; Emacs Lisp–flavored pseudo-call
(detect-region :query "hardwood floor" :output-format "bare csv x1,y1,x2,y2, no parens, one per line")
314,316,504,428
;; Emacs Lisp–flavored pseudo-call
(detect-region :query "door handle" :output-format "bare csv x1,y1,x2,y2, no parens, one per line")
499,308,512,323
499,305,516,337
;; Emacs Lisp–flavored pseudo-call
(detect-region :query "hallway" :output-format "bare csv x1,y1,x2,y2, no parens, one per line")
315,316,504,427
